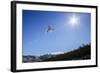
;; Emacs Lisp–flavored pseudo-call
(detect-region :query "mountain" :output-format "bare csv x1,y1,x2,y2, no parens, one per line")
23,44,91,63
43,44,91,61
23,55,36,63
39,54,56,60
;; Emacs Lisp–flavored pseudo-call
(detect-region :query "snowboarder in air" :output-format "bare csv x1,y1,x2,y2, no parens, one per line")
47,25,54,32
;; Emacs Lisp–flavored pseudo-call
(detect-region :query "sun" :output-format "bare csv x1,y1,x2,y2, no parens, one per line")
69,14,79,27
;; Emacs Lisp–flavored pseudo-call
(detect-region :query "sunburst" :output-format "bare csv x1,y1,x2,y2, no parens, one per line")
69,14,79,27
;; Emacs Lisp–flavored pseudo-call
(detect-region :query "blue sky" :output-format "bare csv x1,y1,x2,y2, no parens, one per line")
22,10,91,56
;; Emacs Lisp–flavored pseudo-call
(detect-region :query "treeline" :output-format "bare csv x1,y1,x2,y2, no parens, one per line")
23,44,91,63
43,44,91,61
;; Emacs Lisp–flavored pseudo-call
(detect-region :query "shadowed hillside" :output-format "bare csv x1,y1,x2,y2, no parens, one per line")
43,44,91,61
23,44,91,63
